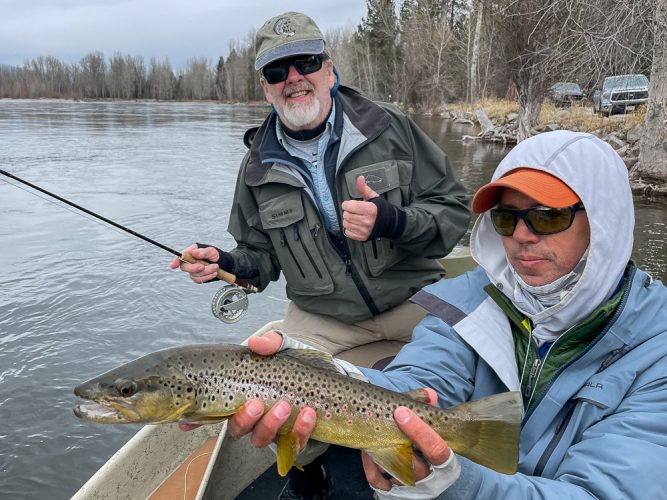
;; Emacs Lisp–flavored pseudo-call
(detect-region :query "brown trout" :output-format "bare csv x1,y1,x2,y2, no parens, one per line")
74,344,522,485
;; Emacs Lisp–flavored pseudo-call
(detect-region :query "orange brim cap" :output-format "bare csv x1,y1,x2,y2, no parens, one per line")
472,168,580,213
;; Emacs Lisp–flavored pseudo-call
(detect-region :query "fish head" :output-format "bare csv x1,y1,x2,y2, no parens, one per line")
74,351,196,424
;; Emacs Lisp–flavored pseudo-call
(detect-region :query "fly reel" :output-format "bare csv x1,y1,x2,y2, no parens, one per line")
211,285,249,323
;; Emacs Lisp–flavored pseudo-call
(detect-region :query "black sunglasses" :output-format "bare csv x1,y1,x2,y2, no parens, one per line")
262,54,328,84
490,203,585,236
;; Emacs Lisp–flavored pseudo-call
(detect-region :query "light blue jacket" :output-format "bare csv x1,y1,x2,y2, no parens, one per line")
362,265,667,499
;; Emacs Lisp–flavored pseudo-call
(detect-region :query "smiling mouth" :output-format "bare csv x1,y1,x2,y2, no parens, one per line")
287,90,310,98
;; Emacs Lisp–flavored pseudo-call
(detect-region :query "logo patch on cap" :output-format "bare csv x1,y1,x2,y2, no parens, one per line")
273,17,295,37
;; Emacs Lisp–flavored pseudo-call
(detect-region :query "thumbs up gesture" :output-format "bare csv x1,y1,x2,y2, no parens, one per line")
340,176,381,241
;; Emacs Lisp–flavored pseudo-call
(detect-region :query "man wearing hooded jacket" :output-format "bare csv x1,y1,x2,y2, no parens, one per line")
228,130,667,499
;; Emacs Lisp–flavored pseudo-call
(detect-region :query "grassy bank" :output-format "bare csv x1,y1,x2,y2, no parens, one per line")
447,98,646,136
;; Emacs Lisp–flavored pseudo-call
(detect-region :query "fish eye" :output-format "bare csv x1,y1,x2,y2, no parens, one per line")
116,381,138,397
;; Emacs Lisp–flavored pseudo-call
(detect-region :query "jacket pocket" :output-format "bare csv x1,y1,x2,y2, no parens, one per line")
259,192,334,295
344,161,408,277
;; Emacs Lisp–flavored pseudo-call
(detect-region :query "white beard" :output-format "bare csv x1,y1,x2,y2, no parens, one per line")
281,97,321,129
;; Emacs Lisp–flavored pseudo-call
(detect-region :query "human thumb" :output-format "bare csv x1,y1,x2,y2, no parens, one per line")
356,175,379,201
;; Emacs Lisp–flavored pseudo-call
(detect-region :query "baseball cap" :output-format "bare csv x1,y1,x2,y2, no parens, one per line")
255,12,326,71
472,168,580,213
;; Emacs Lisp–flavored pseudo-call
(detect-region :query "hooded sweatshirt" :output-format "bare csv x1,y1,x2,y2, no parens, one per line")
470,131,634,344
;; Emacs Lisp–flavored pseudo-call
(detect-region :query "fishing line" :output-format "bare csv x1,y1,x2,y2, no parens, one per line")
0,169,181,256
0,176,166,250
0,167,255,323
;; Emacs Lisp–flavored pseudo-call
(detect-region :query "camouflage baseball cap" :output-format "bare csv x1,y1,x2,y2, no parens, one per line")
255,12,326,71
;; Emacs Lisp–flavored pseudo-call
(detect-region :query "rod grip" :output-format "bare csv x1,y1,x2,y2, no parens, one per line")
180,251,237,286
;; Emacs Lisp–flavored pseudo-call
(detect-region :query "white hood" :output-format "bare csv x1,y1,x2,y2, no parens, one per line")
471,131,634,337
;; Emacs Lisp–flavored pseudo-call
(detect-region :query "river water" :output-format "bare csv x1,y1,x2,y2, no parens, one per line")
0,100,665,499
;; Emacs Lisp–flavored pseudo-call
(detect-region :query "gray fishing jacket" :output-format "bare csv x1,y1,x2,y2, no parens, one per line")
227,86,470,323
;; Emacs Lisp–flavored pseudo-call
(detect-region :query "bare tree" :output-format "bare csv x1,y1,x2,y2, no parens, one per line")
632,0,667,187
325,27,357,87
398,0,458,109
468,0,485,104
489,0,655,141
78,51,107,98
147,57,175,100
180,57,214,100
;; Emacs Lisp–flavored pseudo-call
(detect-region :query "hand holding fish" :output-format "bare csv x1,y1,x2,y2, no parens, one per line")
178,331,295,435
363,400,462,499
225,330,318,450
179,330,319,454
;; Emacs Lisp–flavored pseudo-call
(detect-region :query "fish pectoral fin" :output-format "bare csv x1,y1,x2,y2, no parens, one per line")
276,432,300,476
364,444,415,487
403,389,431,403
181,409,238,424
179,415,230,424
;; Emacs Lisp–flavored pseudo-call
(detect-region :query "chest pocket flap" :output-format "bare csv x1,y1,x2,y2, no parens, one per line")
573,373,625,410
259,192,304,230
345,161,401,198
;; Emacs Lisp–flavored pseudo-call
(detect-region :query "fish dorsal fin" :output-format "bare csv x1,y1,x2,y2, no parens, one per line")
275,431,304,476
403,388,431,403
364,444,415,486
279,349,339,372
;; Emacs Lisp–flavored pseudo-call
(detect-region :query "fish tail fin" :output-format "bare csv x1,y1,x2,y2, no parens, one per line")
439,391,523,474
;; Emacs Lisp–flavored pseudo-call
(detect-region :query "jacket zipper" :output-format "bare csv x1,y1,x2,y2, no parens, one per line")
528,267,635,473
524,266,635,423
294,226,323,279
533,400,576,476
280,228,305,279
524,357,542,401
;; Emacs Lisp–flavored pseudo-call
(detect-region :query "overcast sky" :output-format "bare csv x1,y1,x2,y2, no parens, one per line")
0,0,368,69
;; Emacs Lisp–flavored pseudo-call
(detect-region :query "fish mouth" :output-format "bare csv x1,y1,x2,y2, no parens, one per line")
74,400,139,423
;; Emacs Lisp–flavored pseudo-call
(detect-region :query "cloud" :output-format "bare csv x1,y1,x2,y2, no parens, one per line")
0,1,367,68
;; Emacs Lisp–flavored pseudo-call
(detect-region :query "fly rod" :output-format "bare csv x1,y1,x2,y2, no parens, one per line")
0,167,257,295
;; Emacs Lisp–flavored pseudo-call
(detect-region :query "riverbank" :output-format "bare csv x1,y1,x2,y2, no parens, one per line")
444,98,644,161
440,98,667,197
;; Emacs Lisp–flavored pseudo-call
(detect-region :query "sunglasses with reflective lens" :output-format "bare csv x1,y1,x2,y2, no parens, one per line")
262,54,328,84
490,203,585,236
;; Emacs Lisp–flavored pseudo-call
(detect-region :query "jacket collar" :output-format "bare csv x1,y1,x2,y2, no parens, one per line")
244,86,391,187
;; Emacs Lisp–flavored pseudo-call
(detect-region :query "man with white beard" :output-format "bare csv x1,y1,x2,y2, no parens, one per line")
174,14,469,496
174,11,469,357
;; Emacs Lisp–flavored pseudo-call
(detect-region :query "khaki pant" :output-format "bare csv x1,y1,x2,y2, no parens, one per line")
279,300,426,356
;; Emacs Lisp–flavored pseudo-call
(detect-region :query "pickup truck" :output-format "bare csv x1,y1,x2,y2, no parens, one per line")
592,74,649,116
